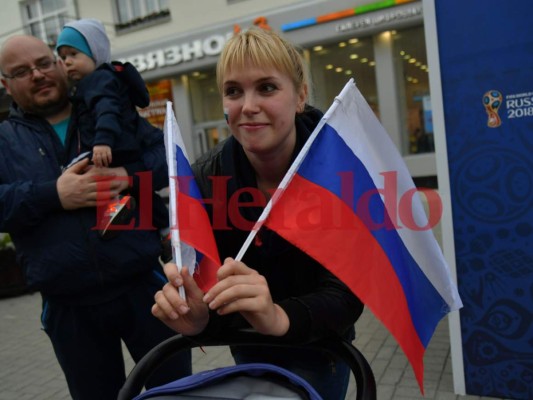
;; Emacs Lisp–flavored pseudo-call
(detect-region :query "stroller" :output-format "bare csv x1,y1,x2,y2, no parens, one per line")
118,329,376,400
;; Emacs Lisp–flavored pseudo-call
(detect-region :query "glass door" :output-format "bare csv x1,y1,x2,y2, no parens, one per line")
194,120,230,155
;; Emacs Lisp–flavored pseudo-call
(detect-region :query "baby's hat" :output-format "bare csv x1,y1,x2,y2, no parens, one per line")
56,18,110,67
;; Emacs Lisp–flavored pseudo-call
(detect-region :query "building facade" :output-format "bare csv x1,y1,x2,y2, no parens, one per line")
0,0,434,183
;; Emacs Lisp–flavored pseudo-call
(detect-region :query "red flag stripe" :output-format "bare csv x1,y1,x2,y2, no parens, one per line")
177,191,220,291
265,174,425,390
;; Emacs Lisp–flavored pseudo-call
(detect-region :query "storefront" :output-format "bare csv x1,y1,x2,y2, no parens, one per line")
114,0,433,182
0,0,431,180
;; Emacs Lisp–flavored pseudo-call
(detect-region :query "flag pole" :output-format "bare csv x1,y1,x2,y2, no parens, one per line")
164,101,186,299
235,79,355,261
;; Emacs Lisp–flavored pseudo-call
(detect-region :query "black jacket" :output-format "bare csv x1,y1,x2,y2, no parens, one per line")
0,102,167,304
72,62,170,228
72,62,151,167
192,106,363,343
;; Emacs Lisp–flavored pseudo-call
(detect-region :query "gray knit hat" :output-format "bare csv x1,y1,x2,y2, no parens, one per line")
59,19,111,68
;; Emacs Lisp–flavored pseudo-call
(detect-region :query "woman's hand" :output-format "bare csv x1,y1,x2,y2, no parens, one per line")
203,258,290,336
152,263,209,336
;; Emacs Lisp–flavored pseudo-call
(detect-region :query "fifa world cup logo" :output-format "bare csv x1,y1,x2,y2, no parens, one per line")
483,90,503,128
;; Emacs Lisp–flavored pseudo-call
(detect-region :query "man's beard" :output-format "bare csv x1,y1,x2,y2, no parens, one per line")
32,93,69,118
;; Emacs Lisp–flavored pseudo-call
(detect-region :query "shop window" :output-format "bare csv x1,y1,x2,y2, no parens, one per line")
393,26,433,154
115,0,170,32
20,0,72,46
138,79,173,130
188,69,223,123
308,36,378,119
188,69,228,154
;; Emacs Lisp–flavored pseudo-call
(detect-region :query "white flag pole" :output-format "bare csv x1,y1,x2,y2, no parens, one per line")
164,101,186,299
235,79,355,261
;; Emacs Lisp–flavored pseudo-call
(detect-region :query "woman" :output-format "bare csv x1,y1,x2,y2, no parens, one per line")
152,27,364,399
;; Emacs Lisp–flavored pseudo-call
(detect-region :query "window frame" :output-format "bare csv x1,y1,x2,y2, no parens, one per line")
19,0,76,46
113,0,170,33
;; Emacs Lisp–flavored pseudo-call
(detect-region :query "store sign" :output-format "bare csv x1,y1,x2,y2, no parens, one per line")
335,5,422,33
121,32,233,73
138,80,173,129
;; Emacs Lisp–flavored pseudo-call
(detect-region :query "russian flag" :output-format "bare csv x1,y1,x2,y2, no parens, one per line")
164,102,220,292
241,80,462,392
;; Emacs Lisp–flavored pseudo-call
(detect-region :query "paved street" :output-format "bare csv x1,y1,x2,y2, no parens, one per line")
0,292,505,399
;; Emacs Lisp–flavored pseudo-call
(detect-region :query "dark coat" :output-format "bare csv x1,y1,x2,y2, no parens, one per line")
0,102,166,304
71,62,151,167
72,62,170,228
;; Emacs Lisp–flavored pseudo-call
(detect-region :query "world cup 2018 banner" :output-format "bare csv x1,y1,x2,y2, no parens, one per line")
434,1,532,398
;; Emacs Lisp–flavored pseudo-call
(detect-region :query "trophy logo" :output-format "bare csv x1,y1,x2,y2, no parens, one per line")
483,90,503,128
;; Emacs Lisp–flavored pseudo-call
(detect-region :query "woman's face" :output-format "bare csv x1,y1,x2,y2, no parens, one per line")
222,64,306,159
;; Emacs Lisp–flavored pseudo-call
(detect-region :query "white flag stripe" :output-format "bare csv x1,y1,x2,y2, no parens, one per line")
331,80,462,310
164,102,180,252
163,102,187,298
166,103,197,272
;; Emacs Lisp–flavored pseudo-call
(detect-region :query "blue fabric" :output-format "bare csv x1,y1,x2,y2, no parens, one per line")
72,63,148,163
62,19,110,67
70,62,169,231
0,106,166,300
52,118,70,145
56,26,93,59
232,347,350,400
133,363,323,400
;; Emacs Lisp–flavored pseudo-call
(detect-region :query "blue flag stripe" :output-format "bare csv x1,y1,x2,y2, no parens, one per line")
298,124,448,346
174,145,206,264
175,145,203,200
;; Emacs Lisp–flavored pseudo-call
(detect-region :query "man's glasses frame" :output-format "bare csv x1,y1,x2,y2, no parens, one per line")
1,59,57,80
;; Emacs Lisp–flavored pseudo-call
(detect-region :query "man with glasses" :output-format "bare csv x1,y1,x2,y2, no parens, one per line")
1,58,57,79
0,35,191,400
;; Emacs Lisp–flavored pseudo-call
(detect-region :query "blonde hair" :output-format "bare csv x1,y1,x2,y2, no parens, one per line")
216,27,308,94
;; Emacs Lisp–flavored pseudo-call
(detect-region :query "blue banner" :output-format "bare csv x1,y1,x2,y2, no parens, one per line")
435,1,533,398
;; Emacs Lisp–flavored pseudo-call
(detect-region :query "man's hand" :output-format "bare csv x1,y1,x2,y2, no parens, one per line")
57,158,129,210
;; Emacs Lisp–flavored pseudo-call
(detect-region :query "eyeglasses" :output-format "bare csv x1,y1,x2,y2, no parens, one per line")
2,59,57,80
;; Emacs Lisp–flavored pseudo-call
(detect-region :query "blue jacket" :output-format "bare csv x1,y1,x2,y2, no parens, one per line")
71,62,170,230
0,103,167,303
72,61,151,166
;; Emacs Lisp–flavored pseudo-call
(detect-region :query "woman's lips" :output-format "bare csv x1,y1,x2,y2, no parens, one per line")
239,122,268,130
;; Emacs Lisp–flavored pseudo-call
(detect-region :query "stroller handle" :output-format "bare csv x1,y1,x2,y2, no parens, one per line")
118,329,376,400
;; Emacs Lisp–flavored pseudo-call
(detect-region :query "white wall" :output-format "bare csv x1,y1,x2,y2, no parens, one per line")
76,0,311,53
1,0,405,55
0,2,28,41
1,0,307,48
